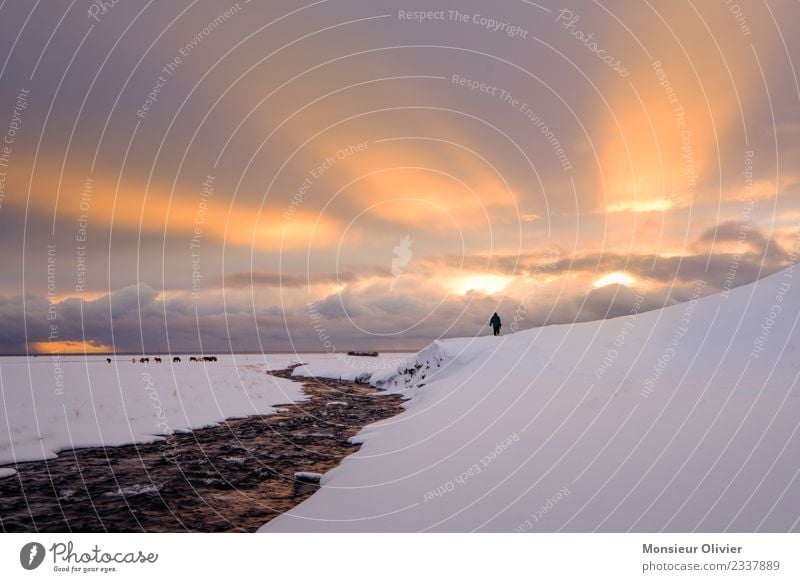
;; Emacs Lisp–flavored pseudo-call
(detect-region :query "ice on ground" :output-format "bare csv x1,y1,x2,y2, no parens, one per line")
291,353,416,388
294,472,324,483
108,483,163,497
262,269,800,532
0,354,305,467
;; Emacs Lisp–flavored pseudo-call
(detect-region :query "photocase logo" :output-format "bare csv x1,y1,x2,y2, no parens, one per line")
390,234,413,291
20,542,45,570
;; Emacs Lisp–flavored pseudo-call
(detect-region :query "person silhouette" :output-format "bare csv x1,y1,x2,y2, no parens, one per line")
490,312,502,336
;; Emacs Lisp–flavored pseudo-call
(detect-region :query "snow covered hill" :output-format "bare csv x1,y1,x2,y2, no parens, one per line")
263,268,800,532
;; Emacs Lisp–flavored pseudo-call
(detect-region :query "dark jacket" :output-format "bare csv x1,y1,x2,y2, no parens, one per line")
490,313,501,327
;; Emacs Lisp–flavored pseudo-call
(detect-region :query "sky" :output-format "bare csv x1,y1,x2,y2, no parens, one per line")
0,0,798,354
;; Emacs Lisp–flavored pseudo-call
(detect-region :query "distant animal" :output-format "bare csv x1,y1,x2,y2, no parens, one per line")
154,357,162,363
201,356,218,362
139,357,149,364
106,357,111,363
173,356,181,363
131,358,136,364
189,356,198,362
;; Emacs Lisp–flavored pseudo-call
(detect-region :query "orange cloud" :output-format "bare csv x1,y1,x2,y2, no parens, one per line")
596,2,781,213
9,166,340,250
342,164,515,230
30,340,113,354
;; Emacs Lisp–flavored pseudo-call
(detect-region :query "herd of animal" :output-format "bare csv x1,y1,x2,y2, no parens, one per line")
104,356,219,364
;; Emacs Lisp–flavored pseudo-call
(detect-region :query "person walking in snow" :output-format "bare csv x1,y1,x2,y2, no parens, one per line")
490,312,502,336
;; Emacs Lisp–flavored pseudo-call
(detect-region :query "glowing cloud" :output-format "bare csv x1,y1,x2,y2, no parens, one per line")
592,271,636,288
606,199,674,213
29,341,114,354
456,274,512,295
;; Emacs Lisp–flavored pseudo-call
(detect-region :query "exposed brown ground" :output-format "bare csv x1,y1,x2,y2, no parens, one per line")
0,367,404,532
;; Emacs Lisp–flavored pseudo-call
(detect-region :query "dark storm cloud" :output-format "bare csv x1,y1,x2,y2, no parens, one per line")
1,0,798,353
696,220,789,263
219,270,361,288
574,284,673,322
0,284,264,353
550,252,785,291
0,217,790,353
0,281,492,353
429,223,792,293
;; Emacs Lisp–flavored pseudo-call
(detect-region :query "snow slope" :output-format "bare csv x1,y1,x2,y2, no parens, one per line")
290,352,415,386
0,354,305,472
262,269,800,532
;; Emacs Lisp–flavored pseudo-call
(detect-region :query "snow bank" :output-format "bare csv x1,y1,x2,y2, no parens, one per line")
290,352,416,387
0,354,303,468
294,472,323,483
262,269,800,532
